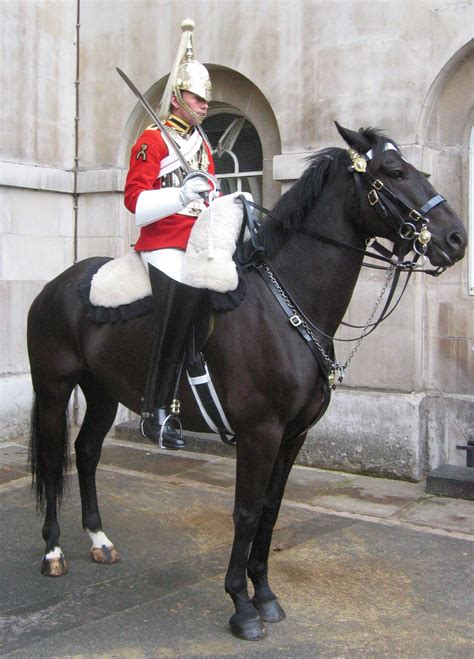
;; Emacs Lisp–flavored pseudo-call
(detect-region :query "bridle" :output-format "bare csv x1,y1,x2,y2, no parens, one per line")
236,142,451,387
346,144,447,274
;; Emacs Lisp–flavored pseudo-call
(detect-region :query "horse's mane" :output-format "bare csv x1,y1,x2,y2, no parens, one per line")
259,127,391,256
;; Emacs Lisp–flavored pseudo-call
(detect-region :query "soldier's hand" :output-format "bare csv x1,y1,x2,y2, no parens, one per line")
180,175,212,206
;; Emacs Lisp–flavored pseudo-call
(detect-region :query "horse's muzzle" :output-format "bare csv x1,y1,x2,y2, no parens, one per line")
429,228,467,267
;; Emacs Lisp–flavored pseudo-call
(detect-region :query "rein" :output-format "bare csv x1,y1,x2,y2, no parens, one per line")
236,145,448,386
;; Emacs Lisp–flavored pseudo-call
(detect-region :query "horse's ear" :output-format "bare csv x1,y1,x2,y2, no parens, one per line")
334,122,371,154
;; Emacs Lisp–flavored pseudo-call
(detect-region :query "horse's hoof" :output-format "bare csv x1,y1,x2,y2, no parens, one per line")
41,556,68,577
229,612,268,641
90,544,120,564
252,597,286,623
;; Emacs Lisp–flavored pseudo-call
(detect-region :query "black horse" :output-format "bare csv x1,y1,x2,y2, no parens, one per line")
27,124,466,641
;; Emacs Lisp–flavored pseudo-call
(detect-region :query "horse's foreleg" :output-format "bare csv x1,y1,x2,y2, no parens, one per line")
247,433,307,623
225,432,282,641
75,377,119,564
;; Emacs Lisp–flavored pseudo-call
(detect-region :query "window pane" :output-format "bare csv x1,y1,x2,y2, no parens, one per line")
219,178,239,195
232,122,263,172
215,151,237,175
203,113,263,174
203,113,238,151
203,111,263,206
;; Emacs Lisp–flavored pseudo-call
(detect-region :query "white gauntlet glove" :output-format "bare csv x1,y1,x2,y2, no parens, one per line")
135,174,214,228
179,174,213,206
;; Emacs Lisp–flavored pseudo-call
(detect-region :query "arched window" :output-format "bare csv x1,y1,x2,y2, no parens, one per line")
202,110,263,205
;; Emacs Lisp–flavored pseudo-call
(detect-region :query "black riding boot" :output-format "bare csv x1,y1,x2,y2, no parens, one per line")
141,264,203,450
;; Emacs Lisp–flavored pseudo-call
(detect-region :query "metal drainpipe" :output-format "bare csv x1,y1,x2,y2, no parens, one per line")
72,0,80,424
73,0,80,263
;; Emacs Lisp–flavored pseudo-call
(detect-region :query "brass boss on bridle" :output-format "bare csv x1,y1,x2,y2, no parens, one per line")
347,144,446,265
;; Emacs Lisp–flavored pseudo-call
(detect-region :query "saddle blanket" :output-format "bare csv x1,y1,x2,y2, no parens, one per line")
89,192,251,308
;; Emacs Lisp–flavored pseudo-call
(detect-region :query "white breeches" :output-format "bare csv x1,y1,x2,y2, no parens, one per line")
140,248,185,283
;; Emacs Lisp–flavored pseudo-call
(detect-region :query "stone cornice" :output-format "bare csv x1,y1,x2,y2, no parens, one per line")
0,161,127,194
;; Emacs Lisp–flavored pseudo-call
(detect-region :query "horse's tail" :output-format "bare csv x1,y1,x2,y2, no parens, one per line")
29,393,70,512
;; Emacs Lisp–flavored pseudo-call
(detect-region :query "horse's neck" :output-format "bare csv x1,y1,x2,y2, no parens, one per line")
270,192,365,336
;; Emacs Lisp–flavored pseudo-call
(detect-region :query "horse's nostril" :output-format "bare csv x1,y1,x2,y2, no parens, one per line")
446,231,466,250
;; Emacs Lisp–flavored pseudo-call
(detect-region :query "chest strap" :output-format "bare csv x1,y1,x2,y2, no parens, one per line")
256,262,334,381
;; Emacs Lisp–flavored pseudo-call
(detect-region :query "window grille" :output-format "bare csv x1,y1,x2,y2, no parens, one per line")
203,113,263,205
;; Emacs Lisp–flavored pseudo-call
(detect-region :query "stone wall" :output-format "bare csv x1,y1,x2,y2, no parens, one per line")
1,0,472,479
1,0,75,439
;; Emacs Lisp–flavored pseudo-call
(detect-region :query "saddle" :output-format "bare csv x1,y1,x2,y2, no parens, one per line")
78,192,254,324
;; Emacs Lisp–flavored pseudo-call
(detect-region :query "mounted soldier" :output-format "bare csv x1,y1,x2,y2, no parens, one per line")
28,112,467,625
124,19,217,450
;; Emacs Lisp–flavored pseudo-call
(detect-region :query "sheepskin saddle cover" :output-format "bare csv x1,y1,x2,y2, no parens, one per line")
79,193,249,324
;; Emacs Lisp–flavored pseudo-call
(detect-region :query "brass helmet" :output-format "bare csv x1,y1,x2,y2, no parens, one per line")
159,18,211,124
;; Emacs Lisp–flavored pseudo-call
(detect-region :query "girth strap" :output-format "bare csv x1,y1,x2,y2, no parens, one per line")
187,353,236,446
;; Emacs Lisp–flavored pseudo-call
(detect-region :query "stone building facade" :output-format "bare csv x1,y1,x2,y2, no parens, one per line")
1,0,472,480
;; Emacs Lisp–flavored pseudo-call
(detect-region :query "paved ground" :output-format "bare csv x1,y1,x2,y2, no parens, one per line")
1,433,473,657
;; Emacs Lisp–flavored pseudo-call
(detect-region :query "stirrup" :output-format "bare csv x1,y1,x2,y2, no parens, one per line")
159,413,183,450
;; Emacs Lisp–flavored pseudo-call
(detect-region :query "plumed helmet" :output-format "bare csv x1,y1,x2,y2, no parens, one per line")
159,19,212,122
175,57,212,102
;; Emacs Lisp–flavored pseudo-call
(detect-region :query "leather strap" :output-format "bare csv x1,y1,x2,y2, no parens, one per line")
187,353,237,446
420,194,446,215
256,262,333,428
257,263,333,380
236,194,266,266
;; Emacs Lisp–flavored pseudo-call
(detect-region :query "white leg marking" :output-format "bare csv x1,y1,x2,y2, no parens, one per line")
44,546,64,560
87,530,114,549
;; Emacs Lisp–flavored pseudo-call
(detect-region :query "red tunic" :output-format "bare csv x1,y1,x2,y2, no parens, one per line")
124,126,215,252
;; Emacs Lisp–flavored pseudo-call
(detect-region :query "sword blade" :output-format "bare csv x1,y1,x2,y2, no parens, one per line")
116,67,191,174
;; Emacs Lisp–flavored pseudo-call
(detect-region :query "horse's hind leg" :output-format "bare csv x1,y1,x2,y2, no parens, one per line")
30,384,75,577
75,374,120,564
247,433,307,623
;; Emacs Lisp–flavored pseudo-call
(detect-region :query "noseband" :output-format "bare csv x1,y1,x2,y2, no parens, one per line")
347,145,446,267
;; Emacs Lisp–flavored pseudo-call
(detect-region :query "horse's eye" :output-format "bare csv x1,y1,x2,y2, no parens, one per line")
388,169,404,180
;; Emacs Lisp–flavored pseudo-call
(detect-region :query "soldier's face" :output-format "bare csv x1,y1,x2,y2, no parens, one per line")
171,91,209,125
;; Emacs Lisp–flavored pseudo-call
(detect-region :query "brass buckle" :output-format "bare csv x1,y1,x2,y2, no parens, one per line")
368,189,379,206
409,209,422,222
372,179,384,190
290,314,302,327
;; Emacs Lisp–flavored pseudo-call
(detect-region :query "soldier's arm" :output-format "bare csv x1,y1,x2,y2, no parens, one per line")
124,128,168,214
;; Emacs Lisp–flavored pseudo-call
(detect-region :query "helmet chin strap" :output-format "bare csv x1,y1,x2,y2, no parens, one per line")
174,88,204,125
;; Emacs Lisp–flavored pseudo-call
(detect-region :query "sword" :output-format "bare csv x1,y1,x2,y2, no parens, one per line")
116,67,192,174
